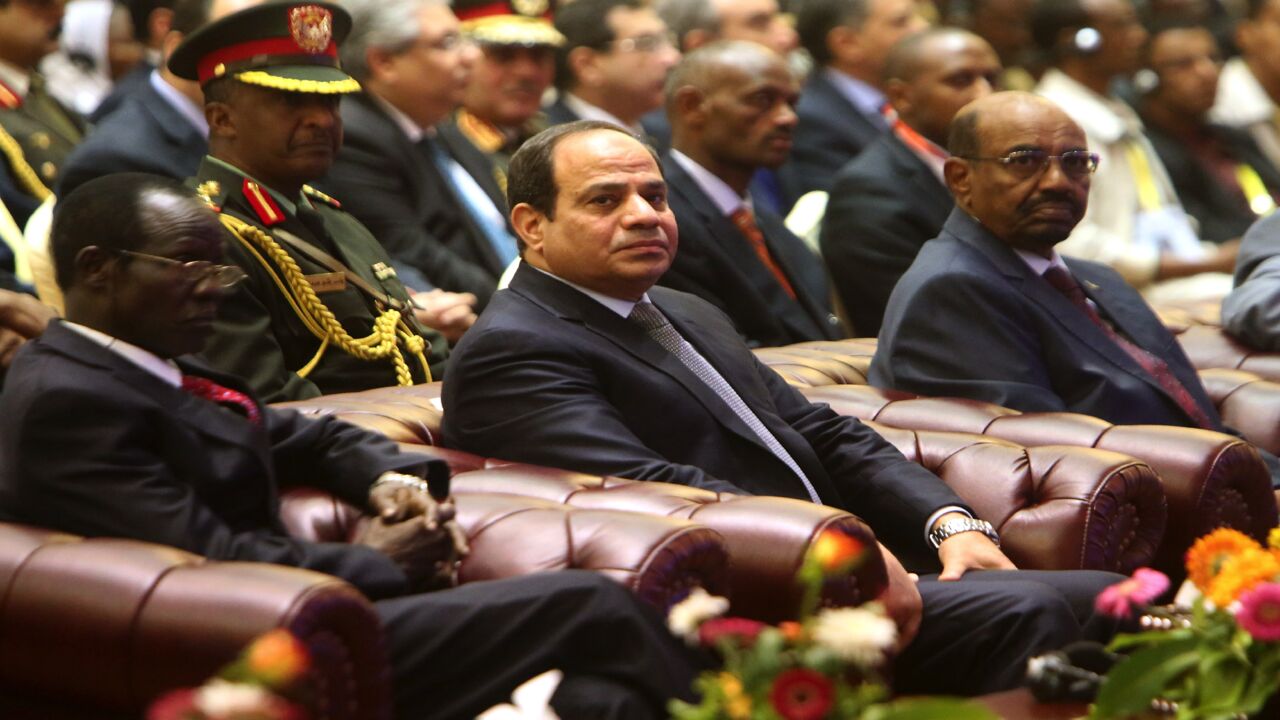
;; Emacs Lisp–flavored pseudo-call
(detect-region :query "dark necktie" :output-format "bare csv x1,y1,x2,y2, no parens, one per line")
629,301,820,503
182,375,261,425
729,206,796,299
1041,266,1214,430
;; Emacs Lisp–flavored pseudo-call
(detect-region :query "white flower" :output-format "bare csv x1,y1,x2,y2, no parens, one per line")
811,603,898,669
194,679,276,717
667,587,730,644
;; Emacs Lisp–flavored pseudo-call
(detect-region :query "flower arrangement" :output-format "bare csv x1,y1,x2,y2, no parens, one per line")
147,629,313,720
667,529,996,720
1089,527,1280,719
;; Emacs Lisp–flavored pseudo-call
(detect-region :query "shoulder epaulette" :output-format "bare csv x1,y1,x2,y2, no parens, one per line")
242,178,285,226
302,184,342,208
194,180,224,212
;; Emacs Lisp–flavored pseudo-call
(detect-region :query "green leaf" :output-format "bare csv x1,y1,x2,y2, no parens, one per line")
862,698,999,720
1091,639,1201,717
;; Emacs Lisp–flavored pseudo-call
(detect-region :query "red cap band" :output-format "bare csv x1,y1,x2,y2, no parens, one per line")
196,37,337,84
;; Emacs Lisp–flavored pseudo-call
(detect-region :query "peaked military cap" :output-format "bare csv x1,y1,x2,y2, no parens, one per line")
455,0,564,47
168,1,360,94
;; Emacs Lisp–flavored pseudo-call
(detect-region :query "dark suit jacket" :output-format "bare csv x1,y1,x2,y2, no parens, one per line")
0,321,444,600
442,263,967,567
321,93,508,305
1143,120,1280,244
659,154,843,347
544,96,672,154
871,209,1223,430
57,77,207,196
87,60,154,123
777,70,885,211
820,133,954,337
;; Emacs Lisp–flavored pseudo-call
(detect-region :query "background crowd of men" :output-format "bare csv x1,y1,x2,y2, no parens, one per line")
5,0,1280,716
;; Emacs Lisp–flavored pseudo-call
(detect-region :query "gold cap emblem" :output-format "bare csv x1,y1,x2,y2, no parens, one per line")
289,5,333,54
512,0,549,17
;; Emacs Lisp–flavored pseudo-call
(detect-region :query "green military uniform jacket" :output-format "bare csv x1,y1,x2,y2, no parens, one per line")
0,75,84,224
193,156,447,403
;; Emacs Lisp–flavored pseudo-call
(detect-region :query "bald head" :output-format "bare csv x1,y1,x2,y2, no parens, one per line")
883,28,1000,145
944,92,1092,254
666,41,799,190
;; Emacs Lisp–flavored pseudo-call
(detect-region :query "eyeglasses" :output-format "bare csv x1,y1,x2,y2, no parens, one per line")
114,249,248,289
608,32,677,54
408,32,474,53
959,149,1100,179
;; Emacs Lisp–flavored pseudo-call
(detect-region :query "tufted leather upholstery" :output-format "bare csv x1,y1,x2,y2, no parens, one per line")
278,489,732,613
1176,325,1280,383
0,522,392,720
800,383,1276,576
282,385,1165,576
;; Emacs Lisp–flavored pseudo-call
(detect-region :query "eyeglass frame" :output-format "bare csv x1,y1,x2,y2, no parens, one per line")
600,31,677,54
111,248,248,289
956,149,1101,178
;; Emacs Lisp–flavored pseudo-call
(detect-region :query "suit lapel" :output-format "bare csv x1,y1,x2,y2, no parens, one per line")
509,265,779,453
809,74,881,146
664,159,830,340
884,135,953,222
349,94,432,208
139,82,203,151
437,123,510,219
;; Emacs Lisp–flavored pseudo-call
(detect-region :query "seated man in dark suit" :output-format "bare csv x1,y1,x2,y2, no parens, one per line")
547,0,681,148
659,42,844,347
871,92,1280,484
1223,212,1280,351
0,171,701,720
57,0,213,196
442,118,1126,697
822,28,999,337
1137,20,1280,246
322,0,504,310
779,0,928,210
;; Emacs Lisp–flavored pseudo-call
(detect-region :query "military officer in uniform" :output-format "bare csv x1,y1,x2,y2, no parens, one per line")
0,0,86,287
450,0,563,186
168,1,453,403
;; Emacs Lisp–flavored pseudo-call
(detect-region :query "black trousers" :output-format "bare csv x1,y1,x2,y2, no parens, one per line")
894,569,1125,696
376,570,701,720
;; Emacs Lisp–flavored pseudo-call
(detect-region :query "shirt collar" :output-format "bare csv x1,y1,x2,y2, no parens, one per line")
891,119,948,184
529,263,648,318
561,93,642,134
205,156,309,214
0,59,30,99
61,320,183,387
371,93,428,143
1014,247,1070,276
823,67,887,121
668,149,748,217
150,69,208,136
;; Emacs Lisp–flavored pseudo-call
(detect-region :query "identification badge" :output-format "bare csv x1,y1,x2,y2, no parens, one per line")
305,272,347,294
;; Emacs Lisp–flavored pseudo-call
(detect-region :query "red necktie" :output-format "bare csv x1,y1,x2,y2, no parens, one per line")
181,375,261,426
1042,266,1214,430
729,206,796,299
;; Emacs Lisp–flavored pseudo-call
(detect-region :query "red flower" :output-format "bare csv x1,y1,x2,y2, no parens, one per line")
770,668,834,720
146,688,198,720
698,617,768,647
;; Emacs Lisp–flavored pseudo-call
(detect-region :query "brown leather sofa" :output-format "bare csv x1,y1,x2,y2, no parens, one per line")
796,383,1276,576
0,490,740,719
279,385,1167,578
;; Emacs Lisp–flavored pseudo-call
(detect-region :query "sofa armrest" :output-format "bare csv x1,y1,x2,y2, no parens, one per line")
1199,367,1280,455
0,522,390,720
800,383,1276,576
1178,325,1280,382
865,423,1166,574
279,488,730,613
446,466,887,624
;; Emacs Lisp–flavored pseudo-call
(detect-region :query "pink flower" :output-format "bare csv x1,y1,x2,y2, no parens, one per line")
770,668,834,720
1237,583,1280,641
1094,568,1170,618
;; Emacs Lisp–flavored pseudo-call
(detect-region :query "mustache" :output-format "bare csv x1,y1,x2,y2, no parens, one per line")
1019,190,1082,213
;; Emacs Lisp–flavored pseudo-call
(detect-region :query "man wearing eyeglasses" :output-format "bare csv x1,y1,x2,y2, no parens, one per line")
872,92,1241,443
545,0,681,143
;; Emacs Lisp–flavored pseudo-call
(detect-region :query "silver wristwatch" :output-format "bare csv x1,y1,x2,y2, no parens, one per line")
928,517,1000,550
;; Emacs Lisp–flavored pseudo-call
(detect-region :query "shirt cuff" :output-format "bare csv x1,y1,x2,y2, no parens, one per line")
924,505,972,546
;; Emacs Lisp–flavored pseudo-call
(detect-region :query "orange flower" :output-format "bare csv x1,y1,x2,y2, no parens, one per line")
1208,547,1280,607
779,621,805,643
245,630,310,688
809,530,866,575
1186,528,1261,593
1269,527,1280,551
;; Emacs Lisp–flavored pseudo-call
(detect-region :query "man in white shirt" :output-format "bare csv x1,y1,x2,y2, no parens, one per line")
1031,0,1234,304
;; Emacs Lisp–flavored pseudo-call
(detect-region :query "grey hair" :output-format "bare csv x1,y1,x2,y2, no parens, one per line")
653,0,720,49
336,0,448,82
